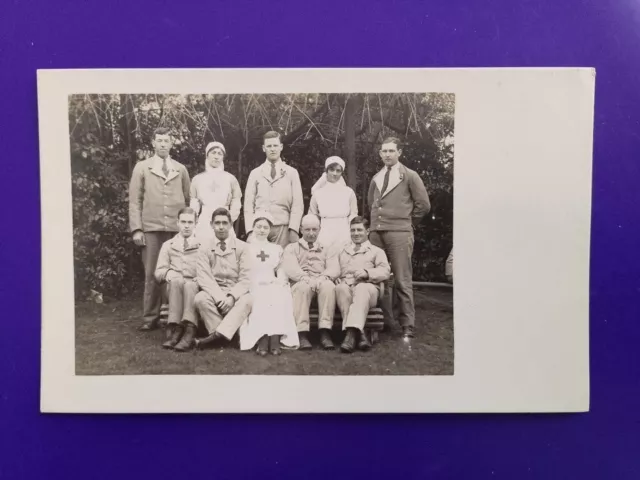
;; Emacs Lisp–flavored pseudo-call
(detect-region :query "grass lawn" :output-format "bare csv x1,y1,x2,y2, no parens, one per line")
75,287,453,375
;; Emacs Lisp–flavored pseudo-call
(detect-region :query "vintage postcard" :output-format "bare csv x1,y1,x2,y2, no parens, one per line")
38,68,593,412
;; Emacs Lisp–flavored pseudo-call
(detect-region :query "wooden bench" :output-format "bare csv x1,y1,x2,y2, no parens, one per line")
160,276,394,344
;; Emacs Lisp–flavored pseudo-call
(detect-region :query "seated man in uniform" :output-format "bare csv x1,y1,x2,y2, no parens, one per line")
282,214,338,350
154,207,201,350
334,216,390,353
188,207,253,351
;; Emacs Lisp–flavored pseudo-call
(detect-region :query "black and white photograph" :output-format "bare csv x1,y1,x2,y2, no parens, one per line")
70,92,455,376
39,69,592,413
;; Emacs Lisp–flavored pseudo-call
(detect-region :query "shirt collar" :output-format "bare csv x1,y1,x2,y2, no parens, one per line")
347,240,371,254
152,154,175,170
175,233,198,247
384,161,401,173
214,236,235,248
298,238,321,251
264,158,284,168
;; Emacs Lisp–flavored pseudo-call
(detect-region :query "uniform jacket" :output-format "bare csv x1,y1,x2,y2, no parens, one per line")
129,155,191,233
244,159,304,233
333,241,391,290
367,162,430,232
154,233,201,282
282,239,339,283
196,236,251,303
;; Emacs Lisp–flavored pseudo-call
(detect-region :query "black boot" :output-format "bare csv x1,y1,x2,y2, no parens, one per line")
340,328,357,353
194,330,224,350
256,335,269,356
269,335,282,356
319,329,335,350
173,323,196,352
164,324,175,341
358,329,371,351
162,324,183,349
298,331,312,350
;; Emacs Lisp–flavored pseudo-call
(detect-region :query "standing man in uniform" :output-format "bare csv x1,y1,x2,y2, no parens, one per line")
129,127,191,331
244,131,303,248
367,137,430,338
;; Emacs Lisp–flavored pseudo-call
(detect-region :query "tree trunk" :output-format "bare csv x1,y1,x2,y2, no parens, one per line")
344,95,357,190
236,149,243,237
119,94,138,290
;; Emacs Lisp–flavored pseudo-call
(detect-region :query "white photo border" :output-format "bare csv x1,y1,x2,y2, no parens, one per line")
39,68,593,413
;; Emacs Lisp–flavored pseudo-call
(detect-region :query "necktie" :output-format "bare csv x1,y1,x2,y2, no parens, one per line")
183,237,189,251
219,241,226,252
380,166,391,195
270,162,276,179
308,242,314,250
162,158,169,177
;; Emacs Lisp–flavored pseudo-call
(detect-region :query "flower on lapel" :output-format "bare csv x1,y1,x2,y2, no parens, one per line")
280,168,286,179
399,172,405,181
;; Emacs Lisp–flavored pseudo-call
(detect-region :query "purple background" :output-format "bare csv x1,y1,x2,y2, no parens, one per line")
1,0,638,478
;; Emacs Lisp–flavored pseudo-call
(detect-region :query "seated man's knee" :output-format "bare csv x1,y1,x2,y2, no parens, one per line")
354,282,375,298
335,283,350,296
293,281,312,295
318,279,335,291
194,291,210,309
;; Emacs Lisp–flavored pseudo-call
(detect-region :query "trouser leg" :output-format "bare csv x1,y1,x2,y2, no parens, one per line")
344,283,378,332
141,231,174,323
316,279,336,330
368,231,394,325
217,293,253,340
291,281,313,332
166,276,185,325
194,291,222,333
384,231,415,327
335,283,353,330
182,279,199,324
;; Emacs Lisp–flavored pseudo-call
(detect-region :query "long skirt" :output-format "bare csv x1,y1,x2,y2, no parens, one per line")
239,282,299,350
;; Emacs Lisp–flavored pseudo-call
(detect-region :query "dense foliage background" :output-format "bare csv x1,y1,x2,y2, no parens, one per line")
69,93,454,299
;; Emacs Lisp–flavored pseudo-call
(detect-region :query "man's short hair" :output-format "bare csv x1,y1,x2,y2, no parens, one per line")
350,216,369,229
177,207,197,219
263,130,282,143
381,136,402,150
210,207,231,224
153,127,172,139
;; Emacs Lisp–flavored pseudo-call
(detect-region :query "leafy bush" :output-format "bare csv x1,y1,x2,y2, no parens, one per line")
69,93,453,300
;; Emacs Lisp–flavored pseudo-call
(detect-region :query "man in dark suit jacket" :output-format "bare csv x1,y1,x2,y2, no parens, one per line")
367,137,430,338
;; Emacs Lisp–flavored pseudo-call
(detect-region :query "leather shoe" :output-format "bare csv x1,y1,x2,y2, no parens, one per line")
138,320,159,331
194,330,224,349
256,335,269,356
162,324,183,349
319,329,335,350
269,335,282,356
173,324,196,352
358,330,371,351
298,332,312,350
340,328,357,353
164,325,175,341
402,326,415,338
